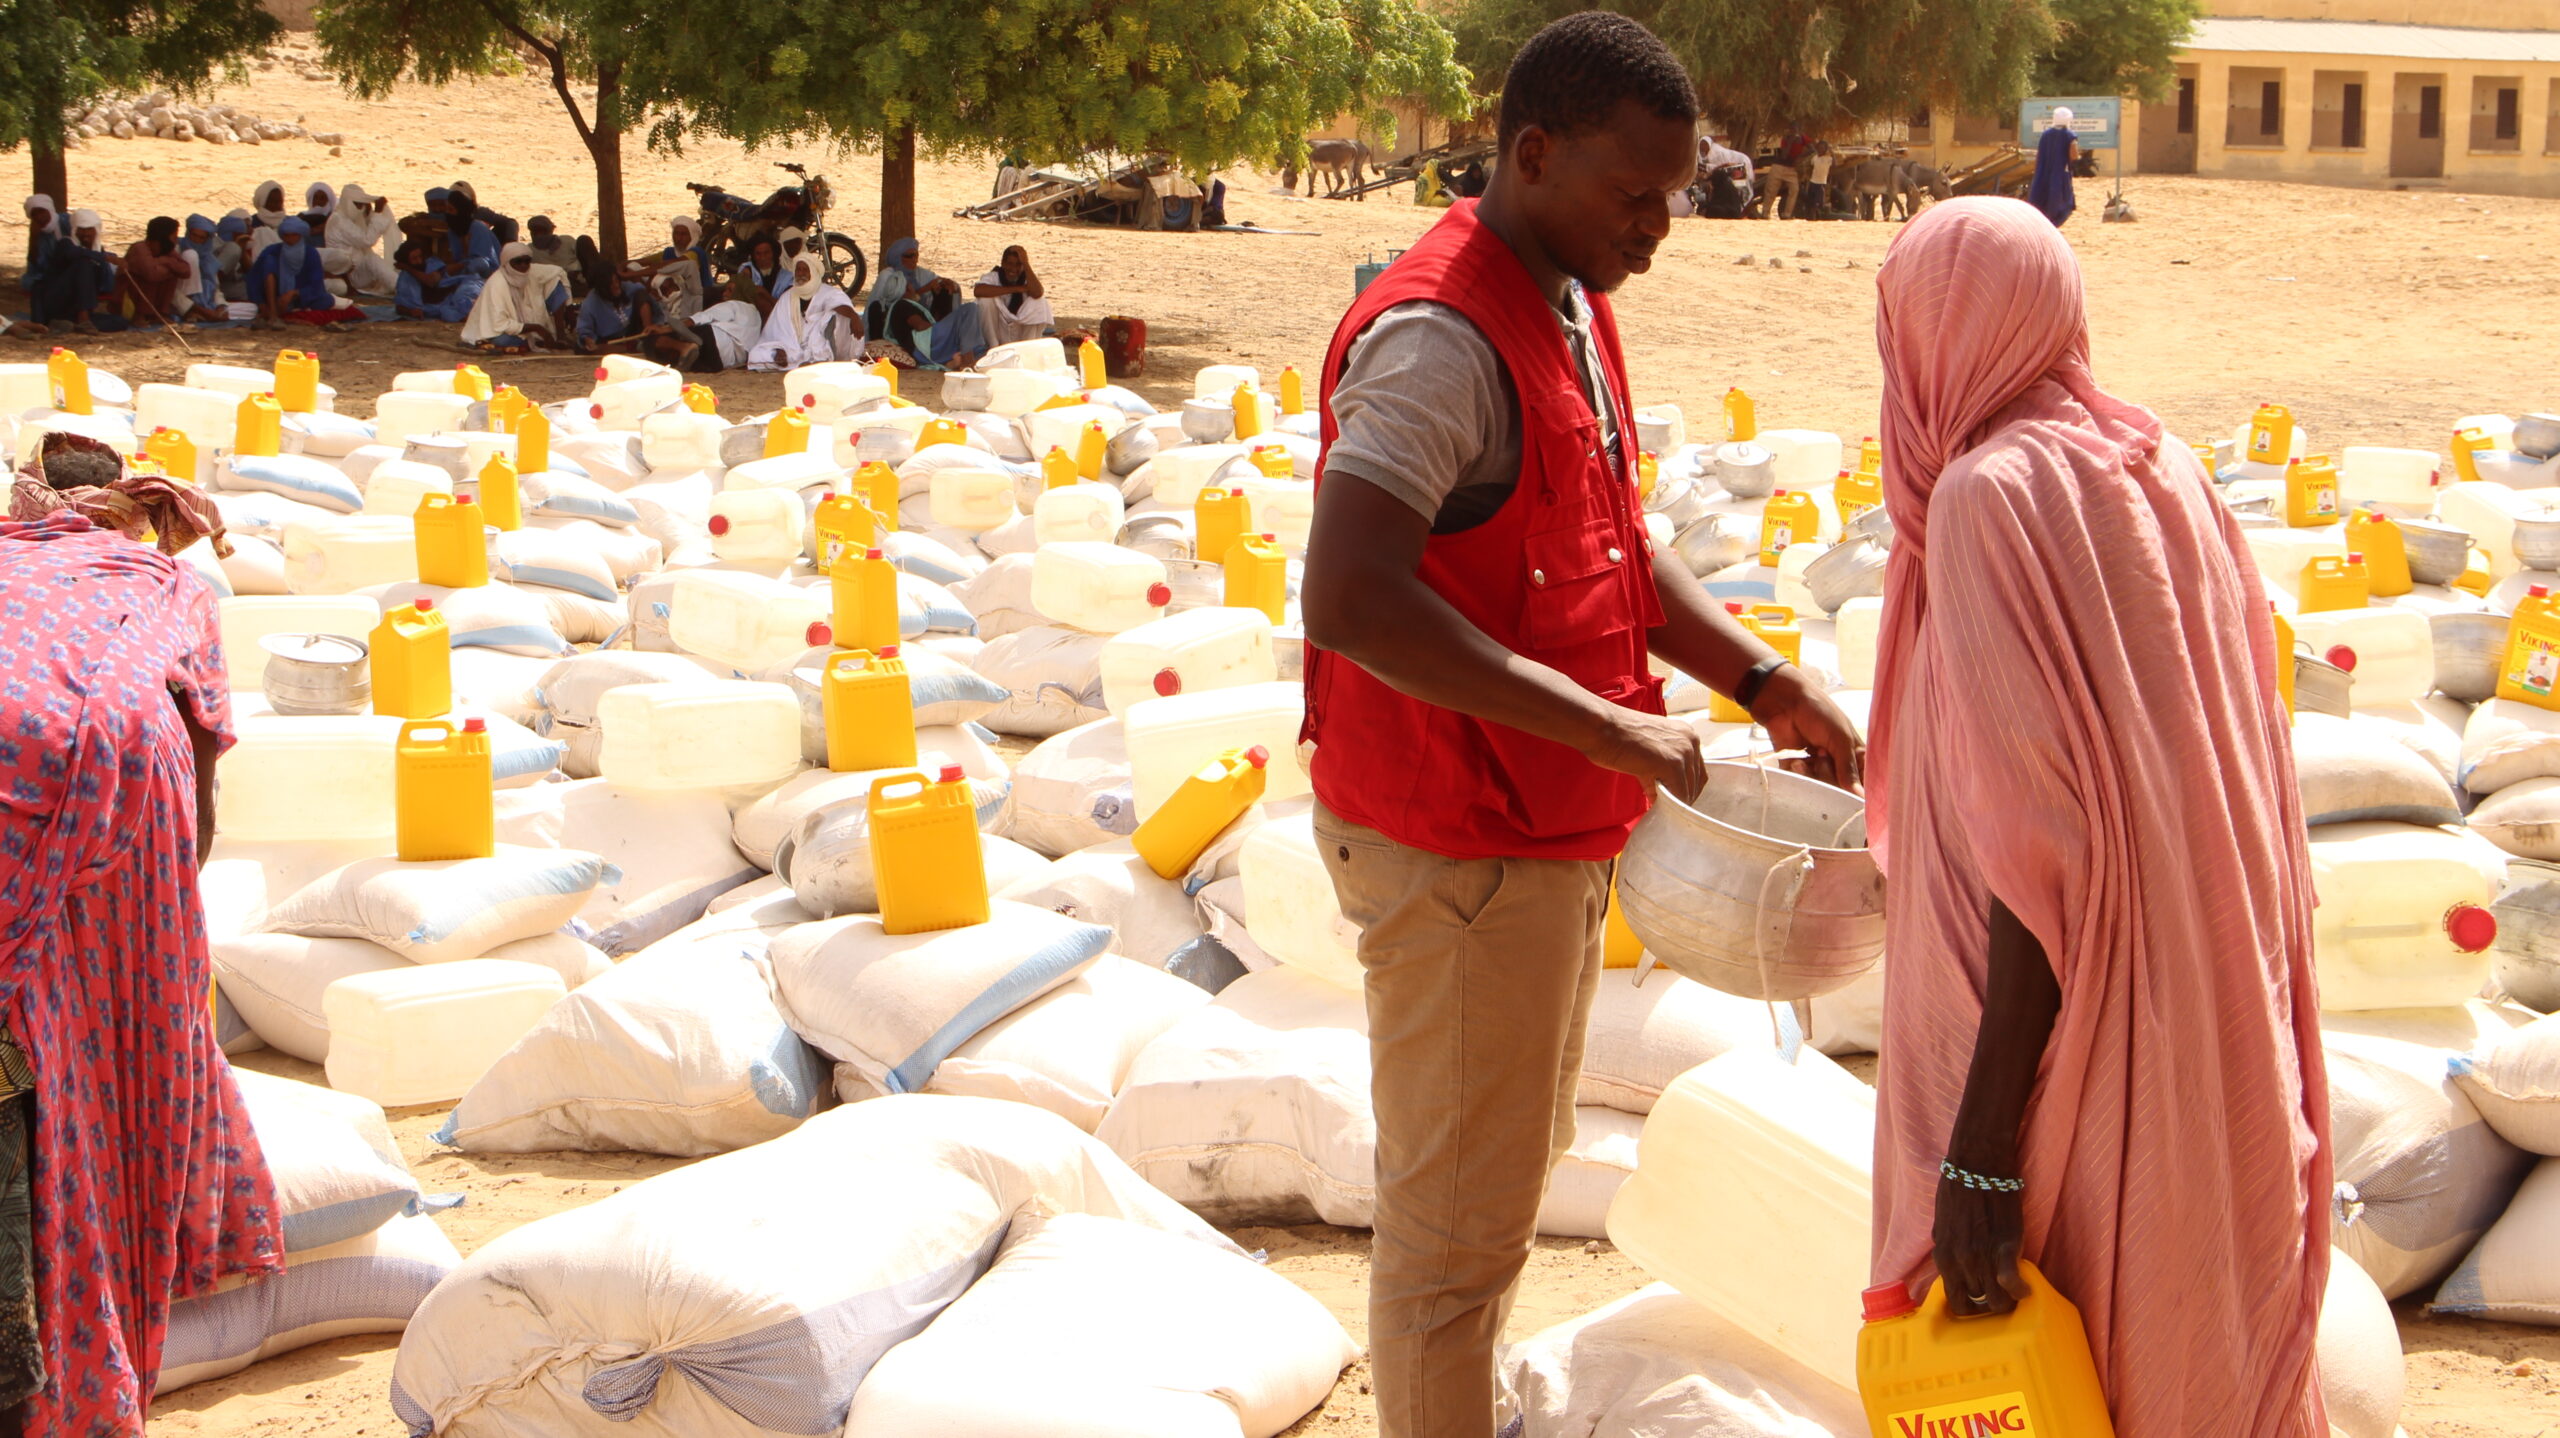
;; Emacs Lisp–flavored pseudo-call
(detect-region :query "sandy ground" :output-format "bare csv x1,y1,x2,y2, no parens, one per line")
21,33,2547,1438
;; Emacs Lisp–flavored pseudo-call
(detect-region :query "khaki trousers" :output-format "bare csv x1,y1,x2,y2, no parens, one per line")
1314,806,1609,1438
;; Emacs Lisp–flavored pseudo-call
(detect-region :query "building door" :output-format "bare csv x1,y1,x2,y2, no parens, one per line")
2139,71,2199,174
2393,74,2446,178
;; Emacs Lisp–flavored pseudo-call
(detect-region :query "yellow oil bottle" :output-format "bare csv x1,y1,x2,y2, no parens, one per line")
1077,419,1108,481
853,460,899,533
867,358,899,398
234,392,283,458
1196,487,1253,569
1709,604,1804,723
765,405,811,458
2497,584,2560,709
470,454,522,531
813,491,876,573
2272,605,2297,713
487,383,529,430
2284,455,2341,527
1856,1262,2116,1438
395,717,494,863
1723,386,1755,443
1636,451,1659,502
47,348,90,415
2298,552,2370,614
510,403,549,476
1248,444,1293,481
1225,533,1288,624
1033,391,1084,413
1279,365,1305,416
1079,337,1107,391
1041,446,1079,490
142,428,197,485
868,765,991,935
915,417,967,452
1603,883,1644,969
1758,489,1818,567
2346,508,2411,596
2247,402,2294,465
1836,467,1883,528
1132,745,1271,880
412,493,489,588
371,598,452,719
681,382,718,414
824,648,919,772
2452,426,2493,485
1231,382,1263,441
1858,434,1883,477
451,363,493,402
831,546,903,652
274,349,321,413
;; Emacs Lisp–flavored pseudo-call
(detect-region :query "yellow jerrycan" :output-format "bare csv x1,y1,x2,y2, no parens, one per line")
487,383,529,430
1196,487,1253,568
681,382,718,414
824,648,919,773
1709,604,1803,723
765,405,812,458
372,598,452,719
1077,420,1109,481
412,493,489,589
2284,455,2340,528
2297,553,2369,614
1033,390,1085,414
1835,467,1883,528
1759,490,1819,567
1857,434,1883,476
813,491,876,573
868,765,991,935
234,392,283,458
2456,547,2494,598
1225,533,1288,624
831,545,903,652
1723,386,1755,442
1132,745,1271,880
2497,584,2560,710
451,363,493,402
141,428,197,485
1231,382,1264,441
274,349,321,413
47,348,91,415
470,454,522,531
395,717,494,863
853,460,900,533
2247,402,2293,465
1041,447,1079,490
1078,337,1107,391
1279,365,1306,416
866,357,900,398
1602,883,1644,969
510,403,549,476
915,417,968,452
1248,445,1293,481
2345,508,2411,596
1636,451,1659,502
2452,426,2493,485
1857,1261,2116,1438
2271,604,2297,714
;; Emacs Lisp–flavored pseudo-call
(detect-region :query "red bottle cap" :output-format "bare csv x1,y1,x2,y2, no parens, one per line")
2327,645,2357,672
1724,601,1745,615
2534,585,2551,599
1154,667,1183,697
462,717,487,734
1862,1282,1919,1322
588,403,604,420
594,366,609,381
707,514,731,535
938,763,964,784
821,490,836,501
1244,745,1271,768
879,645,899,658
2446,903,2498,954
1146,583,1172,607
1773,488,1788,497
1260,532,1276,542
2346,552,2363,564
414,597,434,611
802,393,816,408
865,548,883,561
804,621,833,647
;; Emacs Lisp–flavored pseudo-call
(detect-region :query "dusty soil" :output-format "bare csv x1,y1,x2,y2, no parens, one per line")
32,33,2552,1438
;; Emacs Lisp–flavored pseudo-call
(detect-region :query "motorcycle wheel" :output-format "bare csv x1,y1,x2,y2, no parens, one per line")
821,231,866,301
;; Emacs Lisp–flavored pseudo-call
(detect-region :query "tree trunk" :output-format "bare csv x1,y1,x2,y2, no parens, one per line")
880,126,917,262
590,121,627,268
31,140,68,215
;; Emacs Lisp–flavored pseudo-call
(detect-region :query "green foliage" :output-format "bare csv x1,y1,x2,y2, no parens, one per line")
2035,0,2199,102
0,0,281,155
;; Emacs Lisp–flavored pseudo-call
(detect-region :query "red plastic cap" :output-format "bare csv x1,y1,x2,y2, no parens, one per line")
821,490,836,501
879,644,899,658
938,763,964,784
594,366,609,381
802,393,817,408
1862,1282,1919,1322
1724,601,1745,615
413,597,434,611
1146,582,1172,607
865,547,883,561
805,621,833,648
588,403,603,420
2326,645,2358,672
2534,585,2551,599
2447,903,2498,954
1259,532,1276,542
2346,552,2364,564
1773,488,1788,497
1244,745,1271,768
707,514,731,535
1153,667,1183,697
462,717,487,734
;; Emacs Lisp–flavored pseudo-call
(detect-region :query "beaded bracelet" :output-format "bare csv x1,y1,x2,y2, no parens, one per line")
1940,1159,2024,1194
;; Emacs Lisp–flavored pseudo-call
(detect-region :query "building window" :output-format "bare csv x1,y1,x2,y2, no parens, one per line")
2228,68,2286,146
2343,84,2364,148
2419,85,2441,141
2177,77,2196,135
2497,87,2519,140
2315,71,2366,149
2473,77,2522,151
2261,80,2282,134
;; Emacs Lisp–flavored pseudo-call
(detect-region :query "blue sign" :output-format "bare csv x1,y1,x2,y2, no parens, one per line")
2020,96,2121,151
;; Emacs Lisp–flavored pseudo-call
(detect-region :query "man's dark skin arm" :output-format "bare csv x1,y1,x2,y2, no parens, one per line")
1932,897,2061,1318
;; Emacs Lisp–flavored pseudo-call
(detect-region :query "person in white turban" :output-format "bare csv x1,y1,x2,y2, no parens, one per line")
459,240,569,350
10,197,72,336
747,252,854,370
321,184,397,295
22,209,116,334
973,244,1055,347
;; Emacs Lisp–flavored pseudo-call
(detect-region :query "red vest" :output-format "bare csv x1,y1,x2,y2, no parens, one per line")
1305,201,1663,862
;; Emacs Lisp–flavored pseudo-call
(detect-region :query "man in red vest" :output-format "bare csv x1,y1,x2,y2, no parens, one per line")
1300,14,1865,1435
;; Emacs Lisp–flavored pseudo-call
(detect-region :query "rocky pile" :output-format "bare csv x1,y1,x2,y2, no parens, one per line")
60,92,342,148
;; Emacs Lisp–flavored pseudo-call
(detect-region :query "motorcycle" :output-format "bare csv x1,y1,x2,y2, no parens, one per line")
684,162,868,298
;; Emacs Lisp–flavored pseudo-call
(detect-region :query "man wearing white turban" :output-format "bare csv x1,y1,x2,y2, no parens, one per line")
23,208,115,334
9,197,70,336
459,240,569,350
322,184,397,295
747,252,854,370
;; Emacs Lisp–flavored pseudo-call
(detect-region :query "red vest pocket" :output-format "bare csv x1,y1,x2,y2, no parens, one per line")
1521,517,1641,653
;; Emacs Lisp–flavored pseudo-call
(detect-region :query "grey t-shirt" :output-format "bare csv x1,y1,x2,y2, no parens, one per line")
1324,286,1623,534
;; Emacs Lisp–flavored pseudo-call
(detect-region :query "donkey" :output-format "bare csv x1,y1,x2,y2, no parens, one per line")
1283,138,1371,200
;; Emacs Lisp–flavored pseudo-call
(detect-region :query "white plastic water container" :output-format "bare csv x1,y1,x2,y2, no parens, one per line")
283,517,418,595
2245,526,2350,604
784,362,891,417
984,369,1079,419
2289,608,2432,708
594,354,666,384
0,365,49,414
1124,680,1307,817
2341,447,2442,515
708,488,807,565
217,595,380,690
722,449,840,495
596,680,804,790
1237,476,1317,556
667,569,830,673
1032,543,1170,635
2438,482,2536,581
372,391,474,448
2309,820,2503,1011
361,459,456,518
216,713,401,839
1193,364,1261,401
182,362,278,398
134,384,244,451
1754,429,1845,491
980,337,1069,374
931,469,1019,532
1834,596,1883,689
1605,1047,1877,1389
1149,445,1248,509
1238,810,1363,989
590,366,683,429
390,368,467,394
640,411,729,472
1021,403,1123,463
1033,482,1126,545
322,959,568,1107
1098,607,1278,714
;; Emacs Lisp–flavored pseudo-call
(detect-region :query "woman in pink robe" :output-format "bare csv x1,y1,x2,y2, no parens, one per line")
1865,198,2330,1437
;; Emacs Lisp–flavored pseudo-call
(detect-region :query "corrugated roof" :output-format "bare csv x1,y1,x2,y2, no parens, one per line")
2183,15,2560,62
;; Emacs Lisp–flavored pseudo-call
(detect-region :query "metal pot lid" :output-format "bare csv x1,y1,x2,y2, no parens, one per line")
258,631,369,664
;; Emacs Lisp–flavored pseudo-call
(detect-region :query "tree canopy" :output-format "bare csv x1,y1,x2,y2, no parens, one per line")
2035,0,2200,102
1,0,282,207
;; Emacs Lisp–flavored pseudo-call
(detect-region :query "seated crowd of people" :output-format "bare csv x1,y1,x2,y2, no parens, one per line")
11,183,1058,374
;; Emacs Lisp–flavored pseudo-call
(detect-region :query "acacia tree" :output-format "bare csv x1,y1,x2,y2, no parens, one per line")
0,0,281,211
2036,0,2200,101
653,0,1474,259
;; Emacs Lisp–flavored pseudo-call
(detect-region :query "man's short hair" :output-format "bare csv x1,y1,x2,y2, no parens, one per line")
1497,11,1698,149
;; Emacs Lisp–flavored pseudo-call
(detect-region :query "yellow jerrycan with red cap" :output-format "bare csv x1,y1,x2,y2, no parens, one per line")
1132,745,1270,880
868,765,990,935
1856,1261,2116,1438
2497,584,2560,710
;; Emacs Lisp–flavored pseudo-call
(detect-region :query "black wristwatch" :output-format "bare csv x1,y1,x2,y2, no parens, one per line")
1732,655,1792,712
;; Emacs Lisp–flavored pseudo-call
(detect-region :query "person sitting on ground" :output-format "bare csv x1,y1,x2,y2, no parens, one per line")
177,215,227,322
439,186,501,277
322,184,397,296
750,253,857,370
298,181,336,234
728,236,786,318
973,244,1054,348
391,236,481,322
647,269,700,329
865,237,983,368
573,260,658,354
522,215,582,295
7,196,71,338
249,179,291,247
26,209,119,335
113,217,195,329
627,216,708,320
214,214,252,301
247,217,364,331
775,227,809,270
451,181,517,246
649,293,762,375
459,241,568,351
